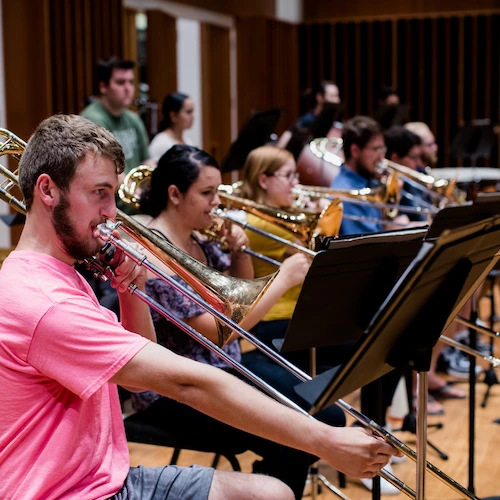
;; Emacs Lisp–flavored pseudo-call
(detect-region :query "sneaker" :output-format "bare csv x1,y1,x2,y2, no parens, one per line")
455,330,492,357
360,465,400,495
447,349,483,379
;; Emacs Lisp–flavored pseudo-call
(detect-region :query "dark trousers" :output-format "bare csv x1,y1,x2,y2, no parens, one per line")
252,319,403,428
133,348,345,500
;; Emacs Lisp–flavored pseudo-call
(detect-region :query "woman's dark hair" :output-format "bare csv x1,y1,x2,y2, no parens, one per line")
139,144,220,217
159,92,189,131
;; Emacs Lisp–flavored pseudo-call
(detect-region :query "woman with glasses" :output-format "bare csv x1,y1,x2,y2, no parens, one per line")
240,146,304,346
239,146,349,370
130,144,347,500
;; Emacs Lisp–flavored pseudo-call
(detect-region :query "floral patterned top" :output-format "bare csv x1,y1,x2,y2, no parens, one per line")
131,236,242,411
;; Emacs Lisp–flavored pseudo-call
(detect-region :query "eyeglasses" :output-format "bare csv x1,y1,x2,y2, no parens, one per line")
364,145,387,154
268,171,299,182
405,154,422,162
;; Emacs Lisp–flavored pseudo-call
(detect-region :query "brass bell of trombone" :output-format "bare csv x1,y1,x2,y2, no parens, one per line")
293,169,401,221
310,135,466,207
217,189,342,251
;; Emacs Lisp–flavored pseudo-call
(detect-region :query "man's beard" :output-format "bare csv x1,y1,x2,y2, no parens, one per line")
422,152,438,168
52,193,102,261
357,158,378,180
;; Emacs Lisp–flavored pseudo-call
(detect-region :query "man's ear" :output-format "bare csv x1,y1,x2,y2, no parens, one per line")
98,81,107,96
390,152,400,163
350,143,361,159
36,174,59,207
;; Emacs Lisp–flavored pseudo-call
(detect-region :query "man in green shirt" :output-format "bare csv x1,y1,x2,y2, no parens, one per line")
81,57,154,176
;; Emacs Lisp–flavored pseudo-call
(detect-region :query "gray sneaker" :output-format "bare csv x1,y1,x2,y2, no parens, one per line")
447,349,483,379
455,330,493,357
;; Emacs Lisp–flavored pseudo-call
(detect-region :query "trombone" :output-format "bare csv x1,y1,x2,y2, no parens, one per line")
118,165,282,266
216,189,343,253
119,165,342,261
309,136,465,212
0,127,491,499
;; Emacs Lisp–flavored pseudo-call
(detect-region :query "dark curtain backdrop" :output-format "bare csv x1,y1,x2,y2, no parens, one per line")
298,14,500,169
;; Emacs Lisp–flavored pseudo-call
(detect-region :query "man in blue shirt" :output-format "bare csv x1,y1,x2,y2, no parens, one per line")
331,115,410,236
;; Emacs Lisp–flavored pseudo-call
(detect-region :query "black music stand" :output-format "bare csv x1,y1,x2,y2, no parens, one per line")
290,216,500,499
281,227,428,353
374,104,411,130
426,192,500,240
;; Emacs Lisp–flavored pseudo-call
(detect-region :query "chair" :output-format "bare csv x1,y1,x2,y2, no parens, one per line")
121,389,245,472
124,410,244,471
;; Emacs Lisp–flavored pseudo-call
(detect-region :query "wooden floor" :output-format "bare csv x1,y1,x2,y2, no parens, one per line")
128,368,500,499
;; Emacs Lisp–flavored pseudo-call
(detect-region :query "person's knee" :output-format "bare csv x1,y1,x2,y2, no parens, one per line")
209,470,294,500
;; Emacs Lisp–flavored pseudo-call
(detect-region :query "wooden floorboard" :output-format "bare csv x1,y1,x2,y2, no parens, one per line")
128,372,500,499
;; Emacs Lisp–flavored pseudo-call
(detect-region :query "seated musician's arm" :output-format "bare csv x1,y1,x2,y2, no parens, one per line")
111,341,402,478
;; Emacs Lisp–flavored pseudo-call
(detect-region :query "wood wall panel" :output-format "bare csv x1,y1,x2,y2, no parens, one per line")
2,0,52,139
304,0,500,21
236,18,299,152
299,13,500,169
201,23,231,163
146,10,177,109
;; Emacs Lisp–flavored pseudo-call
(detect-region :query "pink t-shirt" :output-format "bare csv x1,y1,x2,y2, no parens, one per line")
0,251,150,499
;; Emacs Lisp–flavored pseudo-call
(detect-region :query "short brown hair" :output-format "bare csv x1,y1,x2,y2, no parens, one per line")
19,114,125,210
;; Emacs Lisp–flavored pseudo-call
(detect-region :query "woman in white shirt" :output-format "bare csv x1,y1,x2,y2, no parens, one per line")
149,92,195,162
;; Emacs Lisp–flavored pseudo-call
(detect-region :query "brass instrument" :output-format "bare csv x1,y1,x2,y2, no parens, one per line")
118,164,152,209
200,212,282,267
119,165,287,265
293,169,405,221
0,128,490,499
217,189,343,252
378,158,466,207
309,136,344,167
310,136,466,208
0,129,27,214
1,133,276,347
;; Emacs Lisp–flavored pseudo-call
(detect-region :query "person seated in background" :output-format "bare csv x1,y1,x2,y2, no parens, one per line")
384,124,430,223
81,56,153,176
149,92,195,162
404,121,484,390
131,144,352,499
0,114,400,500
239,144,404,495
239,145,347,371
331,115,412,236
384,125,465,414
374,86,403,131
378,85,400,107
276,80,342,150
404,121,439,169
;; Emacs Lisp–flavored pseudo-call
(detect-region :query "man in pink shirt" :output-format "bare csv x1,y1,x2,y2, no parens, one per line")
0,114,400,499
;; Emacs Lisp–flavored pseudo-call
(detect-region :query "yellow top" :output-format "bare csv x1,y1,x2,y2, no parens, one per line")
246,214,302,321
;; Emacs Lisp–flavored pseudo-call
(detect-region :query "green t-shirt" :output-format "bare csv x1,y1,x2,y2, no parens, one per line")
81,101,150,173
